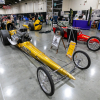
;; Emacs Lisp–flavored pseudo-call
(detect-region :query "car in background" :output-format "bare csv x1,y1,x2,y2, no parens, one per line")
91,14,100,22
53,22,100,51
91,10,100,22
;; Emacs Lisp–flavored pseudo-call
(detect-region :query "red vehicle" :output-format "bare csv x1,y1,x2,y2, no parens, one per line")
53,23,100,51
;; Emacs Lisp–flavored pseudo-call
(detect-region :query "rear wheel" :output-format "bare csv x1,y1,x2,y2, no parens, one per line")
28,23,34,31
1,30,10,45
40,26,42,30
0,30,1,37
55,28,64,37
37,67,55,96
87,36,100,51
73,51,91,69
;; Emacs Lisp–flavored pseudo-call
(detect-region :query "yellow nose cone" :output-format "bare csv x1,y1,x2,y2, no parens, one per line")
68,74,76,80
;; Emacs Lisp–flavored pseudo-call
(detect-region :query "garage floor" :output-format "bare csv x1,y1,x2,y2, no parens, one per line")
0,22,100,100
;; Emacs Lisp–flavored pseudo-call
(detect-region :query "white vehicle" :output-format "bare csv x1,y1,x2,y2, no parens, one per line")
91,10,100,21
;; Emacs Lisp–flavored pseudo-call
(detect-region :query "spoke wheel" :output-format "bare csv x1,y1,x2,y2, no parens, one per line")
55,30,61,35
87,36,100,51
73,51,91,69
55,28,64,37
37,67,54,96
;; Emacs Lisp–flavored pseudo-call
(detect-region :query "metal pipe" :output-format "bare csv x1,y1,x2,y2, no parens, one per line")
52,0,53,17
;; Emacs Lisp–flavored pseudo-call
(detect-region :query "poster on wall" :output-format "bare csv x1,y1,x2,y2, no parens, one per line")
64,12,69,18
0,0,5,4
77,11,82,16
3,5,11,9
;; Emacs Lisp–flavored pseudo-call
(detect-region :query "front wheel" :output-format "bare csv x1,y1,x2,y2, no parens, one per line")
87,36,100,51
37,67,55,96
73,51,91,69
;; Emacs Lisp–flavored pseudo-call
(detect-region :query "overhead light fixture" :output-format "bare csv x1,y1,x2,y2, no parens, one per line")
15,2,17,3
19,0,21,1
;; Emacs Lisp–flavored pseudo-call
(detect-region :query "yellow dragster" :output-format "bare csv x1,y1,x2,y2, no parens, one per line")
23,20,42,31
0,21,91,96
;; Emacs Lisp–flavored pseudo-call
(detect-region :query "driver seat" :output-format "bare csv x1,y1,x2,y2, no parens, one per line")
7,23,16,30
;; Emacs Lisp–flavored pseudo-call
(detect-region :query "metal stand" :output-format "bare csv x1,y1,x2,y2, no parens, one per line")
54,66,76,85
66,27,76,48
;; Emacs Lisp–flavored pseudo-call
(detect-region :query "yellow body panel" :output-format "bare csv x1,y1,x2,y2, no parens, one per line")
23,25,29,29
9,30,17,35
17,41,75,80
33,20,42,30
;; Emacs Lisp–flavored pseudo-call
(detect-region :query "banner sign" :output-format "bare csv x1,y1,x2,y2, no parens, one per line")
3,6,11,9
0,0,5,4
66,41,76,59
52,35,62,48
61,11,64,16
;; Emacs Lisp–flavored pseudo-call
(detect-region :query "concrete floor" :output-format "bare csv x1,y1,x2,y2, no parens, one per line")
0,22,100,100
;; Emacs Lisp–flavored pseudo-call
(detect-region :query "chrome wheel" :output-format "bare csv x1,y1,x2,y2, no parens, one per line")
37,67,54,96
55,30,61,35
88,41,100,51
73,51,91,69
38,70,51,94
87,36,100,51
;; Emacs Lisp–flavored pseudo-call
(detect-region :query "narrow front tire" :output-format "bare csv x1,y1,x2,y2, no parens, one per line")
37,67,55,96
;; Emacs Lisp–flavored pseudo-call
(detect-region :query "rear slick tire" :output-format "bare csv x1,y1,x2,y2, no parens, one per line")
28,23,34,31
1,30,10,45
